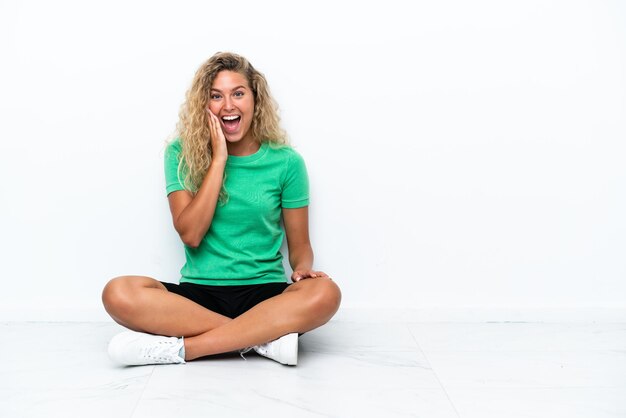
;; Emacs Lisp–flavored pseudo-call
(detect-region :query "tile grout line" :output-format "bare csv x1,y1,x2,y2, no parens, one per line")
405,323,463,418
129,365,157,418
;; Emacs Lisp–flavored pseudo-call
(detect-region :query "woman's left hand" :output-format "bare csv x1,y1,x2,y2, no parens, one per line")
291,270,330,282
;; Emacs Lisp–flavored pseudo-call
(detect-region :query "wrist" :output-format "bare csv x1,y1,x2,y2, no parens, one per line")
210,157,227,167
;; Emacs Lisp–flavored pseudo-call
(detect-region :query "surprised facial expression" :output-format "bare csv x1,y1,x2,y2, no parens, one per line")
207,70,255,145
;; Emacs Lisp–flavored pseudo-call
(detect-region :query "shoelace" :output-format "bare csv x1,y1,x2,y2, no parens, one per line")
142,340,180,362
239,346,253,360
239,341,273,360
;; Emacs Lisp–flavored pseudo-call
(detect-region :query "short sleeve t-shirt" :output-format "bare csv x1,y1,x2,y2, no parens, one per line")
164,138,309,286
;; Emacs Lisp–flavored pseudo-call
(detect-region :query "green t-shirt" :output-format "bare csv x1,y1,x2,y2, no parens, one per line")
164,138,309,286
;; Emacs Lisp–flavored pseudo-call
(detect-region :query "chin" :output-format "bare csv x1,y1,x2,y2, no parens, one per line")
225,135,242,143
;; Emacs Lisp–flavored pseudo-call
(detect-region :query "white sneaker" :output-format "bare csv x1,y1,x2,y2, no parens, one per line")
108,330,186,366
253,333,298,366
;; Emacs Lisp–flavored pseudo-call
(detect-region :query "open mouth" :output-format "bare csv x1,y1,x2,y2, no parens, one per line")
221,115,241,134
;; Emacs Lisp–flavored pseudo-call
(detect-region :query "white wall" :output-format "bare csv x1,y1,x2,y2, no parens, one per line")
1,0,624,321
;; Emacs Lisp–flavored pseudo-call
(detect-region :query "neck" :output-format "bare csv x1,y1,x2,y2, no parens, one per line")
227,138,260,156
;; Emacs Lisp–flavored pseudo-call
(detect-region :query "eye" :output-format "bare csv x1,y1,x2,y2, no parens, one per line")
210,93,221,100
234,91,244,97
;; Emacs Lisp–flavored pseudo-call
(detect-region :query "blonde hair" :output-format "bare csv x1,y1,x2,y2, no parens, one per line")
172,52,287,201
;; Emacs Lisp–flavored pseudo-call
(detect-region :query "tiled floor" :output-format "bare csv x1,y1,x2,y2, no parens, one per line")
1,320,625,417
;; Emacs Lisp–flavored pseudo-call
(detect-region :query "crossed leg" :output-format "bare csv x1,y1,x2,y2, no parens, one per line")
102,276,342,361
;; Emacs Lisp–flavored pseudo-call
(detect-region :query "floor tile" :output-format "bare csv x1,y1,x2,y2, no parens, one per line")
301,321,422,353
133,350,455,418
0,322,152,418
4,320,625,417
423,350,626,389
444,387,626,418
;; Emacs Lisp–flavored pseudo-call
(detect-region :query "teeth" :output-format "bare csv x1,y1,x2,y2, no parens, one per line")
222,115,240,121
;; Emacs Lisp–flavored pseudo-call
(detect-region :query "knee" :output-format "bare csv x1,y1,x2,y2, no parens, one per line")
308,278,342,317
101,276,138,318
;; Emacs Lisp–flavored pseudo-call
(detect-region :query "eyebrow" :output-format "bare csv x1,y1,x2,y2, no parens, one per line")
210,85,247,93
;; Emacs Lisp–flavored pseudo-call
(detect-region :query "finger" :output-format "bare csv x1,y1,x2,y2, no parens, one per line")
295,273,314,281
207,109,218,126
207,111,216,130
209,113,220,140
209,112,224,138
293,274,307,282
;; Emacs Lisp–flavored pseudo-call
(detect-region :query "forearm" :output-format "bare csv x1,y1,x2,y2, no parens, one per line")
176,159,226,247
289,244,314,272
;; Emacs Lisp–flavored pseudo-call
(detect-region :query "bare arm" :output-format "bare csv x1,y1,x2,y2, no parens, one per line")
168,160,225,248
282,206,329,281
168,110,228,248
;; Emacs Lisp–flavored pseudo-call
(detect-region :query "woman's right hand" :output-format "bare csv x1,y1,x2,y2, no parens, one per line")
170,109,228,248
207,109,228,163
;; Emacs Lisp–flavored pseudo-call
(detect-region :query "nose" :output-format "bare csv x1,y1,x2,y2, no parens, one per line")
223,96,235,111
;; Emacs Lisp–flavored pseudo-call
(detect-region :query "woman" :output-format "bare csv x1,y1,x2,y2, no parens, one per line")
102,52,341,366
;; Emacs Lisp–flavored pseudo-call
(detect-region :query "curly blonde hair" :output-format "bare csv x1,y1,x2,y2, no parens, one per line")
172,52,287,200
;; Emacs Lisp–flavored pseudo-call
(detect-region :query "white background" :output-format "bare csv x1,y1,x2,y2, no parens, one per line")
0,0,624,321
